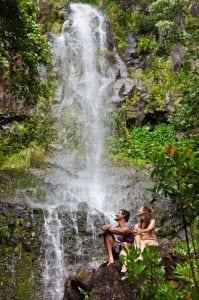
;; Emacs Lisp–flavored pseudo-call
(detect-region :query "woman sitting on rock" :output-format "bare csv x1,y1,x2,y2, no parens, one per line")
133,205,158,251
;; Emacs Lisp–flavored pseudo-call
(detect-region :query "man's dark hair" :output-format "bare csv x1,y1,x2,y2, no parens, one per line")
121,209,130,222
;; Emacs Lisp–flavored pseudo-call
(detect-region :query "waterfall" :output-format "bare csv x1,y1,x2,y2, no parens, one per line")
43,209,65,300
21,3,151,299
42,4,116,299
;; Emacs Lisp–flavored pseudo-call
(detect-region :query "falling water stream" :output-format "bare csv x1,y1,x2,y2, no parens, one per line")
43,5,116,299
22,4,151,299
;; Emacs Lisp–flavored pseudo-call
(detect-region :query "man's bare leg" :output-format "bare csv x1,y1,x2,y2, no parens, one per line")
104,232,116,265
120,242,131,273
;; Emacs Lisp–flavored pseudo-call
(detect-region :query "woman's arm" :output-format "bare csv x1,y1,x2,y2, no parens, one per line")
138,219,156,233
132,223,140,235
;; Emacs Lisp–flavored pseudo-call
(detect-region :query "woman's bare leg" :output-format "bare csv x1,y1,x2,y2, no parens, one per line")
134,234,141,249
140,240,146,251
134,224,141,249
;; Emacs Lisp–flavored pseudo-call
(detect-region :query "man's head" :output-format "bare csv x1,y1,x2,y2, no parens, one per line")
115,209,130,222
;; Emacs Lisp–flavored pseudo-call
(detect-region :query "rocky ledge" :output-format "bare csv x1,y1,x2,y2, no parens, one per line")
64,262,135,300
63,241,177,300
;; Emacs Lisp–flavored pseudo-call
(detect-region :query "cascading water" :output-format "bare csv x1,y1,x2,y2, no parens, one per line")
43,4,116,299
43,209,65,299
22,3,151,299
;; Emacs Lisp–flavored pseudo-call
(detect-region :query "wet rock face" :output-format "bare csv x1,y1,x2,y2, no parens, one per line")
59,208,106,269
109,53,135,107
191,1,199,16
38,0,52,25
64,263,136,300
125,32,140,68
0,202,44,300
171,43,186,71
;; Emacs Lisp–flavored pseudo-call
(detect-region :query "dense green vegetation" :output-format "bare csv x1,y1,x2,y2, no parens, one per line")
152,145,199,296
106,123,193,164
121,238,199,299
105,0,198,165
0,0,51,104
0,0,56,170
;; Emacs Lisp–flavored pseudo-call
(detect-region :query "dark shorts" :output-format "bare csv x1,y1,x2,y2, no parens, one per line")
112,244,122,260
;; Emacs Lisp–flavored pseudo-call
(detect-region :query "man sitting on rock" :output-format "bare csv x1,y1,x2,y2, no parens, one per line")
99,209,133,271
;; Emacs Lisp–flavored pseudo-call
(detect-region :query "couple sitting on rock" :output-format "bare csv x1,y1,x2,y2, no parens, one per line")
99,206,158,272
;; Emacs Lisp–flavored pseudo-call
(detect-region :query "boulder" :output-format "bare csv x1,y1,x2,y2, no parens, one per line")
109,49,135,106
63,240,181,300
64,262,136,300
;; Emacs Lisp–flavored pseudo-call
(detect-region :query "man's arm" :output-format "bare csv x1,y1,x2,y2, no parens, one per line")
109,227,131,235
101,225,131,235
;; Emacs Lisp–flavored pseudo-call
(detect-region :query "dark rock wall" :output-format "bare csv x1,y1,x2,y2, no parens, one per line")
0,202,44,300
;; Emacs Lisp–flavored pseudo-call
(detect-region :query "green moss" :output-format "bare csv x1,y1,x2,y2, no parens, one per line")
0,215,10,243
16,255,34,300
128,57,179,112
50,21,63,33
0,145,46,170
76,270,87,281
0,101,57,171
0,207,42,298
0,168,44,197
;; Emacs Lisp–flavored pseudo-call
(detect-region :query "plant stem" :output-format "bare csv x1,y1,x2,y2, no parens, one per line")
190,224,199,276
181,204,199,295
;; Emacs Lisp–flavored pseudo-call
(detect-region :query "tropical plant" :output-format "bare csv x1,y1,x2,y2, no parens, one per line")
152,145,199,296
120,246,184,299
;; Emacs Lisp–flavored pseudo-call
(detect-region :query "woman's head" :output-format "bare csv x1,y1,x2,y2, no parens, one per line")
137,205,152,217
137,205,153,228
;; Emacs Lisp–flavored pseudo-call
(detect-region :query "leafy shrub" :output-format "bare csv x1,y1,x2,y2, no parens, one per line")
128,11,154,34
106,124,176,164
136,35,158,55
105,0,129,54
152,145,199,295
120,247,184,299
0,0,51,105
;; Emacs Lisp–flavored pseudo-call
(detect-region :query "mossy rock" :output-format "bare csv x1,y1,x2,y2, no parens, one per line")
0,203,43,299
